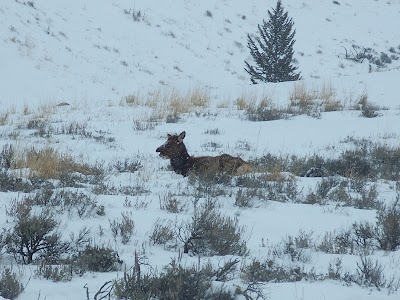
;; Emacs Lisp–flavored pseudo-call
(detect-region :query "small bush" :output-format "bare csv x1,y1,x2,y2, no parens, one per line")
245,106,287,121
0,171,33,193
375,200,400,251
183,201,247,256
5,203,69,264
241,258,307,283
92,182,149,196
26,189,100,218
380,52,392,64
0,144,14,169
34,263,73,282
356,94,379,118
235,188,255,208
114,259,244,300
119,212,135,244
272,234,312,263
111,158,141,173
352,222,376,254
73,245,121,273
205,10,213,18
355,256,386,290
317,228,354,254
109,213,135,244
114,268,154,300
153,263,212,300
0,268,24,300
159,191,187,213
149,218,176,248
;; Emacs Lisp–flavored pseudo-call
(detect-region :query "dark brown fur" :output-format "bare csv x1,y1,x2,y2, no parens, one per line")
156,131,252,177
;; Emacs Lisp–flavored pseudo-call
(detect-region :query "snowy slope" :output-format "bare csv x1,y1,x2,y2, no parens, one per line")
1,0,400,106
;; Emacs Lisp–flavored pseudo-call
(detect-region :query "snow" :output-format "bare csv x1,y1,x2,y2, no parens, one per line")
1,0,400,299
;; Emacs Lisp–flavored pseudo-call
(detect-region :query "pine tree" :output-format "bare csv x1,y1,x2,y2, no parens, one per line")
245,0,301,83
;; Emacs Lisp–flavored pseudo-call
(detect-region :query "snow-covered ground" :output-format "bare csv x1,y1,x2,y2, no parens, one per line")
1,0,400,299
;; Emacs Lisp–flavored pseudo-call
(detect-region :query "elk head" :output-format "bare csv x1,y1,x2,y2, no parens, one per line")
156,131,187,160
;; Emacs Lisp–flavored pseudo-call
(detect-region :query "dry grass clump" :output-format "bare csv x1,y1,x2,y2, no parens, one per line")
289,82,343,114
235,90,260,110
236,90,278,121
354,93,383,118
32,103,57,120
13,147,98,179
187,87,210,107
123,93,141,107
123,87,210,120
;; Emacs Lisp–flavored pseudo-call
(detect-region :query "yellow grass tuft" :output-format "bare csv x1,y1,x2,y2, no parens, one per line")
289,82,343,112
13,147,98,179
187,87,210,107
235,90,274,111
289,83,315,109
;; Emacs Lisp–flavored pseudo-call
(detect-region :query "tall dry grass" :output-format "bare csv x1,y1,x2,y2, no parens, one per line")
13,147,98,179
289,82,343,113
123,87,210,120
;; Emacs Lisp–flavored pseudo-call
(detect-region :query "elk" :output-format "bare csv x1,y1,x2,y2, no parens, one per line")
156,131,252,177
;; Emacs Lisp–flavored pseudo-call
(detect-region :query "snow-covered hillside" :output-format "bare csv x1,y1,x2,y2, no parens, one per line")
1,1,400,300
1,0,400,106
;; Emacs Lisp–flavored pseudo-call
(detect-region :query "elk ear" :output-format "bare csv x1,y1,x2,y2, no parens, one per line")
178,131,186,142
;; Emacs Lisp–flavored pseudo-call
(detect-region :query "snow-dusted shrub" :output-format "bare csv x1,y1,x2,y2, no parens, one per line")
355,256,386,290
34,263,73,282
272,234,313,263
380,52,392,64
182,201,247,256
234,188,256,208
0,171,33,193
92,181,149,196
245,105,287,121
241,257,308,283
317,228,354,254
5,203,69,264
351,184,381,210
149,218,175,247
235,174,298,203
352,221,376,254
114,267,154,300
114,259,242,300
0,144,14,169
25,189,101,218
370,143,400,181
73,245,120,273
159,191,187,213
357,94,379,118
0,268,24,300
375,200,400,251
314,178,382,209
0,112,9,126
256,140,400,181
188,175,231,198
329,149,373,178
253,152,327,178
133,119,157,131
109,212,135,244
